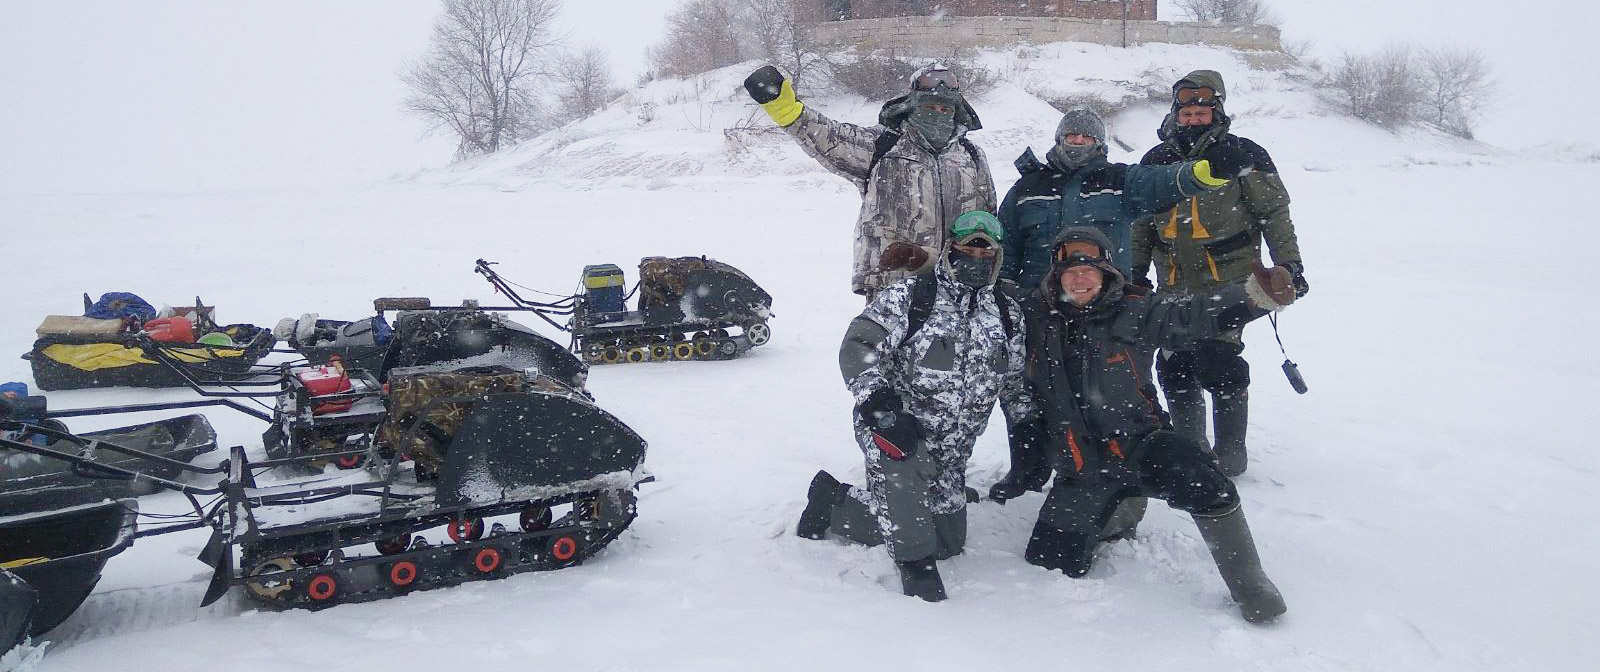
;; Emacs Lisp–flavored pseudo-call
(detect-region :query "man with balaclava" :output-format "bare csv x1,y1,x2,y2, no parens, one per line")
1020,226,1297,624
986,108,1250,502
743,64,996,300
795,211,1035,603
1132,70,1307,476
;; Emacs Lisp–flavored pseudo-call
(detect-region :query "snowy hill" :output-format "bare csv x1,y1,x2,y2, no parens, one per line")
4,37,1598,672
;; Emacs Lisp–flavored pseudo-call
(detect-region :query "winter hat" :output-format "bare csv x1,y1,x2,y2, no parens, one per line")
1048,109,1109,170
1172,70,1227,113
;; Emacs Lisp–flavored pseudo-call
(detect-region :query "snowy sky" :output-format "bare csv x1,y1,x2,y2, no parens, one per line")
1,0,1593,196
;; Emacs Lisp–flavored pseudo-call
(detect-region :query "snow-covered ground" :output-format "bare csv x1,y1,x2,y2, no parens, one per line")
4,30,1599,672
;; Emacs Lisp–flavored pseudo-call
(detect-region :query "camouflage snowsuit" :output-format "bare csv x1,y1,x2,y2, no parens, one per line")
834,263,1035,561
782,107,997,296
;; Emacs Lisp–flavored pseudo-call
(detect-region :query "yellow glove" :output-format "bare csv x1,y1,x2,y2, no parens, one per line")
744,65,803,127
1192,160,1230,187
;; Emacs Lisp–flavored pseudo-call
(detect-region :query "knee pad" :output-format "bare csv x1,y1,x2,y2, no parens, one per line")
1024,521,1096,577
1197,342,1250,392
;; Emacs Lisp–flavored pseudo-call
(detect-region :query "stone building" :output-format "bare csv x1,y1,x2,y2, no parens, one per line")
818,0,1157,21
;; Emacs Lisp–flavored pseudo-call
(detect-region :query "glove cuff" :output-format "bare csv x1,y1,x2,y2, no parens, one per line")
1192,160,1229,187
760,81,803,126
1244,270,1287,312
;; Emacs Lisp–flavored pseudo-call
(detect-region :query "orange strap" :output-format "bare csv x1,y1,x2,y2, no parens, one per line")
1066,428,1085,473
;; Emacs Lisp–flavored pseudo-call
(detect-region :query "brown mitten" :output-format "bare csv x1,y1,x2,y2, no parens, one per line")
1247,261,1297,310
879,242,930,272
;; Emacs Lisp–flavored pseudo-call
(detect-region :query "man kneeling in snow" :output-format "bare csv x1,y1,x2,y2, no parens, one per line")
795,211,1035,602
1018,227,1294,623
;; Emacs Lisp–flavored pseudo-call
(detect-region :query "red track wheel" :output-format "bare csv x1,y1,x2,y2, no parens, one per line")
447,517,484,543
388,561,420,587
472,547,504,574
307,573,339,602
549,535,580,562
334,454,365,469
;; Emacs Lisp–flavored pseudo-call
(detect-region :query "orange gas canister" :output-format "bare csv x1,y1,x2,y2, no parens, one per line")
298,364,354,414
144,317,195,343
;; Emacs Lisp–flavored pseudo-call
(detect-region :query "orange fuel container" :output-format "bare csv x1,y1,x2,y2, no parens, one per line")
144,317,195,343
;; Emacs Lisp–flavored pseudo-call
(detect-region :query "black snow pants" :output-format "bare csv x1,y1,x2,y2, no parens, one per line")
1025,430,1239,576
1157,334,1250,395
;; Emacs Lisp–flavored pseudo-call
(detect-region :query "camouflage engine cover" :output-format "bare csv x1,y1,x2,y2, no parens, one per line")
378,367,527,471
637,256,772,326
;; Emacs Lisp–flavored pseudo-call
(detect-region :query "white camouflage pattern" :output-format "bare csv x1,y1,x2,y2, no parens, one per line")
841,263,1037,544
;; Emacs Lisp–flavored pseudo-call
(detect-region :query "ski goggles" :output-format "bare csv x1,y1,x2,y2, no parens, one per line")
1175,86,1221,106
951,211,1003,243
1053,240,1109,264
913,69,960,92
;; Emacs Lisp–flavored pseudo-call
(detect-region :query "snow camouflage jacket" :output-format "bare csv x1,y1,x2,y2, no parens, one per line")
998,148,1207,290
783,106,997,295
1023,262,1267,476
839,263,1035,516
1132,70,1302,293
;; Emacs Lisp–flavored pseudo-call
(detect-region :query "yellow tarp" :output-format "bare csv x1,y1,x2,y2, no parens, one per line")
41,343,242,371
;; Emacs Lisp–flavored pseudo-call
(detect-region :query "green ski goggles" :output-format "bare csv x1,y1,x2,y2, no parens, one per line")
951,211,1003,243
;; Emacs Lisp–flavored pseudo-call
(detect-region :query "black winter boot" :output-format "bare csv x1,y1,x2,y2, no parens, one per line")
896,558,947,602
989,419,1051,502
1023,520,1096,577
1212,391,1249,477
1193,506,1286,624
796,470,841,540
1165,387,1208,444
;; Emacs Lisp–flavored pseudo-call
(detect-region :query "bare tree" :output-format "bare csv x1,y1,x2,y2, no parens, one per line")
742,0,829,88
1418,46,1493,139
647,0,745,78
1175,0,1278,26
402,0,562,159
1328,45,1423,129
554,46,622,122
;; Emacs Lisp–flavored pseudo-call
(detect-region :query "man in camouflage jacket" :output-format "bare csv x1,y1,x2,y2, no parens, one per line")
795,212,1034,602
745,64,996,298
1131,70,1308,476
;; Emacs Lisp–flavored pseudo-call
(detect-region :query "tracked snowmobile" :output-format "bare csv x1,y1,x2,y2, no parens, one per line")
0,320,648,650
475,257,774,365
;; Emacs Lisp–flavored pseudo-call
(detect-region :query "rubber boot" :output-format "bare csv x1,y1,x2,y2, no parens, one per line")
1165,387,1208,444
796,470,841,540
896,558,947,602
1212,391,1249,477
989,423,1051,501
1192,506,1286,624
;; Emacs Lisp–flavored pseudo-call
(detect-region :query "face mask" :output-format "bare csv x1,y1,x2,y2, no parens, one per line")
1048,141,1101,170
907,103,956,150
1176,124,1211,146
951,252,995,288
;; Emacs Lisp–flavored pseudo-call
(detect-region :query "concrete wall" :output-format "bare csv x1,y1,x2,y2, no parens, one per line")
810,15,1286,62
830,0,1157,22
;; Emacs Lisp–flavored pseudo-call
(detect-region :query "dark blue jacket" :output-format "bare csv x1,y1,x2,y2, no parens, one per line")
998,149,1206,290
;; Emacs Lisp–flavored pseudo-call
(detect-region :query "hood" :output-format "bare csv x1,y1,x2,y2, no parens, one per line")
1157,69,1232,155
1040,227,1125,316
879,92,982,133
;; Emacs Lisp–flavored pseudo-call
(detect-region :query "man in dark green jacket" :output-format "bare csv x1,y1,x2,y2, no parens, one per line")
1021,226,1296,624
1132,70,1308,476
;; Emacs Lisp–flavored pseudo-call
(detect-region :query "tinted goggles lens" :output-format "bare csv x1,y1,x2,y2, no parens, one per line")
1175,87,1219,106
1053,242,1107,263
913,69,960,92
